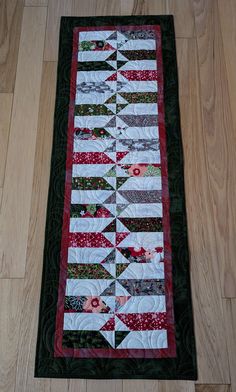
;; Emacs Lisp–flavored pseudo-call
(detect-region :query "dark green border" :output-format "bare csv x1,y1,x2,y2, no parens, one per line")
35,15,197,380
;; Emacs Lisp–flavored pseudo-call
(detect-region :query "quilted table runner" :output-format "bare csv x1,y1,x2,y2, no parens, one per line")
35,16,197,380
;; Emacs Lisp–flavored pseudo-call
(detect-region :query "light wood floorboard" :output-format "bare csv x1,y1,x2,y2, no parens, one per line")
25,0,48,5
192,0,236,299
14,62,56,392
224,299,236,392
0,93,13,187
177,37,229,384
0,0,24,92
87,380,122,392
196,386,230,392
120,0,165,15
217,0,236,298
0,188,2,209
166,0,195,37
123,380,195,392
0,279,24,392
0,6,47,278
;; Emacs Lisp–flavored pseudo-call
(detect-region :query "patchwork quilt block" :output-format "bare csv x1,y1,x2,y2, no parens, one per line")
35,16,197,380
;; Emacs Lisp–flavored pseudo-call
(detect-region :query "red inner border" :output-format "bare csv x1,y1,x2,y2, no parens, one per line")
54,24,176,359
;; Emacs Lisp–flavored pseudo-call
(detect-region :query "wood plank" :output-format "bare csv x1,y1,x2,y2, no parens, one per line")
0,93,13,187
49,380,70,392
0,0,24,92
120,0,194,37
160,382,195,392
123,381,195,392
218,0,236,130
87,380,122,392
50,378,87,392
88,0,121,15
192,0,236,298
217,0,236,297
161,382,195,392
69,380,86,392
44,0,88,61
14,62,57,392
224,299,236,392
120,0,166,14
0,7,47,278
176,37,230,383
44,0,166,61
25,0,48,5
122,381,154,392
44,0,72,60
166,0,195,37
0,188,2,209
0,279,24,392
195,386,230,392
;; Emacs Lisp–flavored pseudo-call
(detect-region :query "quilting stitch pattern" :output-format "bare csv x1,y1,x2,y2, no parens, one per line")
54,25,176,358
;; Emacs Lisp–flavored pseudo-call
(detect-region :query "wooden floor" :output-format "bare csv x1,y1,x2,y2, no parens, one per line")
0,0,236,391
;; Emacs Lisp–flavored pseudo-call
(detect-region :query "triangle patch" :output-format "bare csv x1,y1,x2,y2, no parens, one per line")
116,248,130,264
103,232,116,245
97,42,115,51
116,192,129,204
116,232,129,246
105,104,116,114
100,281,116,296
117,31,128,42
117,71,128,82
104,192,116,204
105,116,116,127
106,40,117,50
116,103,128,114
100,317,115,331
115,331,130,347
115,315,130,331
115,280,130,296
102,219,116,232
115,296,131,312
117,61,127,69
107,31,117,40
105,165,116,177
106,51,117,61
117,51,129,61
116,204,128,215
101,296,116,312
116,94,128,104
105,94,116,104
100,331,115,347
116,115,127,128
117,40,128,49
116,177,129,189
106,72,117,81
106,60,116,69
104,140,116,152
104,177,116,189
102,264,116,278
116,219,129,232
103,203,116,216
105,152,116,162
101,249,116,264
116,263,129,277
116,151,129,162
